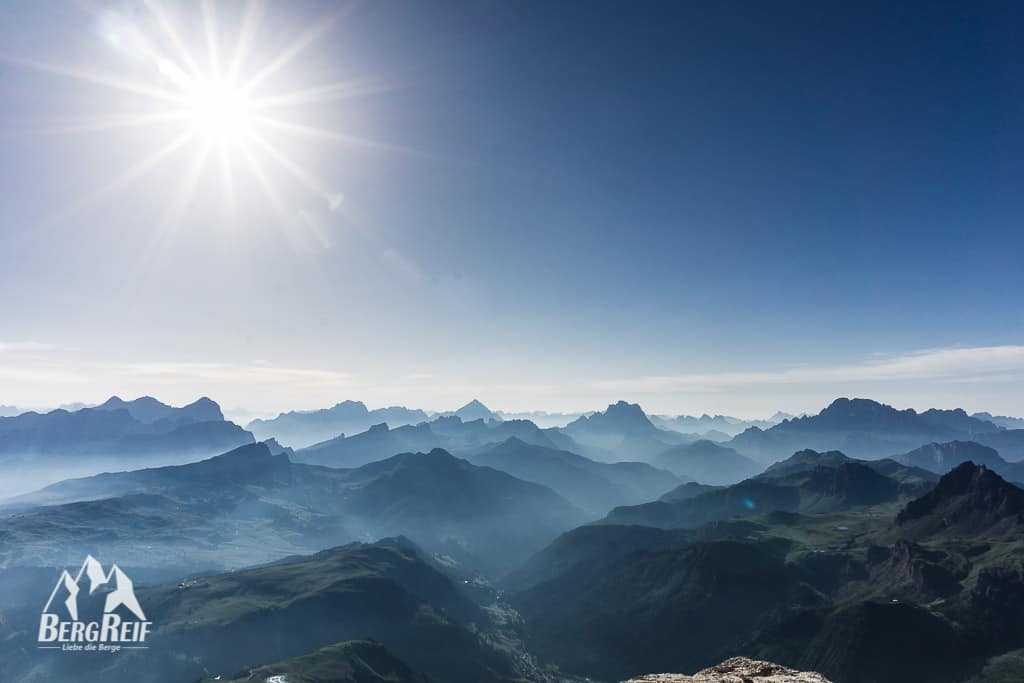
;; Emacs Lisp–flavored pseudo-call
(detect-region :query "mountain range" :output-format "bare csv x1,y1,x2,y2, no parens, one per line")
470,436,683,514
246,399,505,449
560,400,695,460
894,440,1024,483
0,538,533,683
0,442,586,576
895,461,1024,538
972,412,1024,430
599,448,927,529
728,398,1020,463
0,395,249,458
494,409,587,428
650,439,763,485
294,416,579,468
3,393,1024,683
94,395,225,424
247,399,430,448
0,396,254,497
650,412,787,437
510,461,1024,683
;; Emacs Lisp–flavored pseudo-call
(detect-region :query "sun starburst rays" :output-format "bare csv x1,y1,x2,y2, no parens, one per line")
225,0,267,85
2,0,389,233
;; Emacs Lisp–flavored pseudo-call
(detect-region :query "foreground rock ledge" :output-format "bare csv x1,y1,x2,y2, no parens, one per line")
627,657,833,683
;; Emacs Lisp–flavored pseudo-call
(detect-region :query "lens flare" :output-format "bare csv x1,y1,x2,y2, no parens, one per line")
4,1,395,227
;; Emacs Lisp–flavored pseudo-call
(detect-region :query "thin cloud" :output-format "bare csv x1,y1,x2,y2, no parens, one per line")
0,341,81,386
0,340,61,354
0,366,86,384
99,361,355,388
589,345,1024,394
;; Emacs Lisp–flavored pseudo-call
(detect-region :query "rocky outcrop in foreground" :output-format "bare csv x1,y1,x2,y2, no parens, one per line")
627,657,833,683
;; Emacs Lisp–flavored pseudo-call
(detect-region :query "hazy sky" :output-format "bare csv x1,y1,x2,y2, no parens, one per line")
1,1,1022,420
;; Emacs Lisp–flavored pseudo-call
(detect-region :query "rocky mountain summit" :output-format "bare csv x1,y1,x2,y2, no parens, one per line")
627,657,832,682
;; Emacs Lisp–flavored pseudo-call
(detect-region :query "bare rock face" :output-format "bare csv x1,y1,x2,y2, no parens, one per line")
626,657,833,683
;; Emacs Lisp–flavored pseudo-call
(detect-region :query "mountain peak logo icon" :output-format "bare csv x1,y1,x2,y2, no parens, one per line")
43,555,146,622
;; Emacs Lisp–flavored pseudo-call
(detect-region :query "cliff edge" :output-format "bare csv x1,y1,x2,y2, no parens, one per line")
627,657,833,683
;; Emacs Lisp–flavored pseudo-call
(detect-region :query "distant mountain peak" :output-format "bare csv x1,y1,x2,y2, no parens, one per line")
811,398,997,436
247,401,428,449
731,397,1012,463
182,396,224,420
570,400,656,432
367,447,463,472
608,400,644,414
787,397,984,437
800,460,900,504
332,399,369,411
759,448,853,476
973,411,1024,429
187,396,219,407
214,440,271,458
454,399,500,422
197,442,291,473
897,461,1024,529
925,461,1002,495
792,448,848,462
93,395,225,423
895,440,1007,476
820,397,897,416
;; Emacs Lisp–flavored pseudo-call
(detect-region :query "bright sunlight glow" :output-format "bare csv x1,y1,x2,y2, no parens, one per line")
185,79,254,142
159,58,255,142
5,1,392,229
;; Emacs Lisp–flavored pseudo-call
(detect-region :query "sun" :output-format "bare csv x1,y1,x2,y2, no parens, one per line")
4,1,392,228
173,72,255,143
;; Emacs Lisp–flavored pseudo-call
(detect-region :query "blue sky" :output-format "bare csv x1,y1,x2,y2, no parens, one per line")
0,1,1022,419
